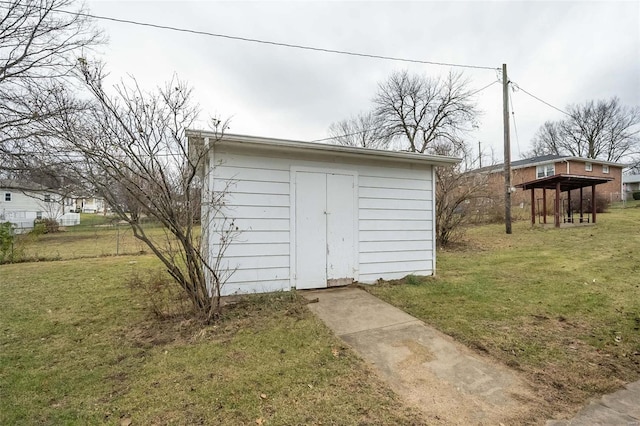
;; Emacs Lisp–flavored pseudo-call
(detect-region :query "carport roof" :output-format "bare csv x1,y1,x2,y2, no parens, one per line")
516,174,613,192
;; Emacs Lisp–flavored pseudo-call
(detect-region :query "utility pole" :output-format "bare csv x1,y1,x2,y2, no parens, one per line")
478,140,482,168
503,63,512,234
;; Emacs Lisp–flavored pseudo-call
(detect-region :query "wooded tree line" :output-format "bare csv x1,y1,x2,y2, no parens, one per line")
528,98,640,168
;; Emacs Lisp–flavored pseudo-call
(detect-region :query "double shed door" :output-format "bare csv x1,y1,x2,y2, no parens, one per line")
294,170,356,290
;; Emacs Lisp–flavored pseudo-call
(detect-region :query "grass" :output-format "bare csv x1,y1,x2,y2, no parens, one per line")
10,223,170,261
367,201,640,418
0,256,424,425
76,213,118,227
3,203,639,423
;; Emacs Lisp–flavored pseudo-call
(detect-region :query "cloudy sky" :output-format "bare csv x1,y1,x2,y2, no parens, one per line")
85,0,639,163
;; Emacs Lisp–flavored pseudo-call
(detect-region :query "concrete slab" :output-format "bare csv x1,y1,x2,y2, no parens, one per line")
625,380,640,392
546,377,640,425
303,287,538,424
601,387,640,419
304,287,419,336
566,402,638,425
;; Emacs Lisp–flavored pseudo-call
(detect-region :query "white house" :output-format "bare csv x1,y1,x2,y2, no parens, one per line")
0,180,80,232
623,174,640,200
69,196,105,213
188,131,459,296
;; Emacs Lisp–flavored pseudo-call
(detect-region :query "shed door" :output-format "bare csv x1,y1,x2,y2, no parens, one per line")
295,171,355,290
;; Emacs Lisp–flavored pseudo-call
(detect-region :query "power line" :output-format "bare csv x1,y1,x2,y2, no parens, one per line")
508,87,521,157
32,2,499,71
467,80,500,97
311,130,370,144
511,82,571,116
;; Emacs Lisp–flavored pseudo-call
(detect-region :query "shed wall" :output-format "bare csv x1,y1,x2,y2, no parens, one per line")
207,146,434,295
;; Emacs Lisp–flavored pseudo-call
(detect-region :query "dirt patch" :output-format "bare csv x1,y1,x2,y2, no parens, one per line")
393,339,435,368
120,291,313,349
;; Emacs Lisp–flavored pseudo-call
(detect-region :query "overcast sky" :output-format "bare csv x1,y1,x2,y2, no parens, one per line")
85,0,639,163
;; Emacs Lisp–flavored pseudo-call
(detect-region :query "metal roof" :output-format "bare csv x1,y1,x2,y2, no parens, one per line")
0,179,49,191
480,155,626,173
516,174,614,192
186,130,461,167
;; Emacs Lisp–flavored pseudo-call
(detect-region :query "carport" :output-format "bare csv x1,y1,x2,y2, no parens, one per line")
517,174,613,228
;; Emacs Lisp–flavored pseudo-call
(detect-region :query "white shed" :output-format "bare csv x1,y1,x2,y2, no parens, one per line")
189,132,459,296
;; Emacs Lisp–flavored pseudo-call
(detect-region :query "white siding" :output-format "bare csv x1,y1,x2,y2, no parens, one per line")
209,152,292,295
358,171,433,284
207,145,435,295
0,188,63,231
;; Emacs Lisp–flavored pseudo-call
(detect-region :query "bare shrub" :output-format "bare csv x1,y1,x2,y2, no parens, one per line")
127,270,191,320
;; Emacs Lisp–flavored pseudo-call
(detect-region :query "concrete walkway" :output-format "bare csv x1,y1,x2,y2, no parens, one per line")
303,287,538,424
546,381,640,425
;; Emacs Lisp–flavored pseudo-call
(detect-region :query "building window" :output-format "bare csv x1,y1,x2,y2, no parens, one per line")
585,162,593,172
602,165,609,174
536,164,555,178
44,194,51,202
4,193,10,201
36,211,43,219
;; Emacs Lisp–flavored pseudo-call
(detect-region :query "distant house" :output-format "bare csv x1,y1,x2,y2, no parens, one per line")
0,180,80,232
623,174,640,200
481,155,625,208
69,196,106,213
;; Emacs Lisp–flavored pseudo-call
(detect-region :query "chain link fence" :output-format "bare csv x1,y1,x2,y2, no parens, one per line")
5,217,167,262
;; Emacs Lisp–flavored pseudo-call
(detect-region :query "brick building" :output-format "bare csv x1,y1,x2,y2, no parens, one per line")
479,155,625,219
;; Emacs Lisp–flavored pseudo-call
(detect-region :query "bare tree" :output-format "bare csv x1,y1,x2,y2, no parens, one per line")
328,69,485,245
529,98,640,165
430,142,489,246
370,70,485,245
0,0,102,170
43,61,236,323
525,121,563,158
373,70,478,154
328,111,390,149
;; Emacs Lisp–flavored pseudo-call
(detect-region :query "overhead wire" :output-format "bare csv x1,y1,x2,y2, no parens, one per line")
310,130,372,144
510,82,571,116
508,86,521,157
8,1,577,150
10,0,500,71
467,80,500,97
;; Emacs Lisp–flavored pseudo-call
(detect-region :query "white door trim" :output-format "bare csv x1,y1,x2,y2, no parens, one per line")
290,166,359,290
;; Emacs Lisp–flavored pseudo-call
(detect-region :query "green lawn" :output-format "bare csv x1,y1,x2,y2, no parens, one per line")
3,204,639,423
11,223,168,261
0,256,424,425
368,202,640,416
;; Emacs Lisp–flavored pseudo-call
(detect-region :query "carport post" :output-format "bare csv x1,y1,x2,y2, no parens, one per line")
542,188,547,224
591,185,597,223
579,187,584,223
530,189,535,225
554,181,561,228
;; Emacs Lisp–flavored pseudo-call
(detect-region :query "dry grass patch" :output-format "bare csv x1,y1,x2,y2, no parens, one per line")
1,256,426,425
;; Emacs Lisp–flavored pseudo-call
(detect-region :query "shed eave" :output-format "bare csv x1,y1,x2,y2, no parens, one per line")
186,130,460,167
